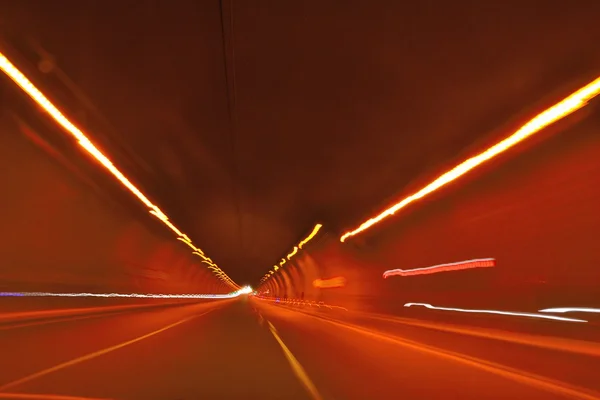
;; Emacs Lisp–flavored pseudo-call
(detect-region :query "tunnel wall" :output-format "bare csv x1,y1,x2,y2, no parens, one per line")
259,111,600,313
0,106,228,296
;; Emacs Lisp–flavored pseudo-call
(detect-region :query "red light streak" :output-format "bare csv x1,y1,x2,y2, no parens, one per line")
383,258,496,278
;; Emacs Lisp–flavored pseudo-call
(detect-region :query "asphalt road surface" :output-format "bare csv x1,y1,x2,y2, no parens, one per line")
1,297,599,400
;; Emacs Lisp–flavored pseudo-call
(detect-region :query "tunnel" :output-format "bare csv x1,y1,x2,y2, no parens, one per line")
1,1,600,399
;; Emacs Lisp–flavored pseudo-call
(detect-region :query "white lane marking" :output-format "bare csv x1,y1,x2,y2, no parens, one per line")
0,309,216,391
0,310,138,331
266,321,323,400
299,313,600,400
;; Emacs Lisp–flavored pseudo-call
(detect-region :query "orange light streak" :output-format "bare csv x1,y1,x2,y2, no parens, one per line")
0,52,238,289
340,77,600,242
313,276,347,289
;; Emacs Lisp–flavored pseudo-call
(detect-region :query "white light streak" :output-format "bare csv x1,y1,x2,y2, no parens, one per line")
404,302,587,323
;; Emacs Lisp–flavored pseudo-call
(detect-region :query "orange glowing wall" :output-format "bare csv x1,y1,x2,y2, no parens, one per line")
353,114,600,310
272,113,600,312
259,233,377,310
0,110,227,295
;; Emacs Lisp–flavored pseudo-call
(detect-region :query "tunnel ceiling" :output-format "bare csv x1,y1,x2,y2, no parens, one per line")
1,1,599,284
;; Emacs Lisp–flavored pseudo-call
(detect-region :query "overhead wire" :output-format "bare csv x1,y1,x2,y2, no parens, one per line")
219,0,245,277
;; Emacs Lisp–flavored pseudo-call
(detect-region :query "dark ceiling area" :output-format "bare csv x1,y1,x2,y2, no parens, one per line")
1,0,599,285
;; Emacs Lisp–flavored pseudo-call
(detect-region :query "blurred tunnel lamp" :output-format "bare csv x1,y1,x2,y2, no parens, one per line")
260,224,323,284
299,224,323,248
383,258,496,278
286,246,299,260
313,276,347,289
0,52,239,290
340,76,600,243
234,286,253,295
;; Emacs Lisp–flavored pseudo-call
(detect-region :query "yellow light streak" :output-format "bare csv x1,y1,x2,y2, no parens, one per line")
340,77,600,242
0,52,239,289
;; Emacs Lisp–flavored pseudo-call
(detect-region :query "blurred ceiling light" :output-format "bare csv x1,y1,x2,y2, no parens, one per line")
260,224,323,284
299,224,323,248
0,52,239,289
341,77,600,242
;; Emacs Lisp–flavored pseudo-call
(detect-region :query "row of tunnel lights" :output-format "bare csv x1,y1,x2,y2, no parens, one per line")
0,51,240,290
259,223,323,284
260,75,600,286
3,48,599,289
